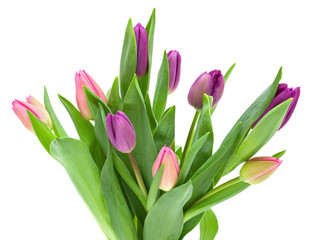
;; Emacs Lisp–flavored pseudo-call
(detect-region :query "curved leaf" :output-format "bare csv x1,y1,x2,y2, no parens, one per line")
200,209,218,240
146,164,164,211
50,138,117,240
107,76,122,113
143,182,193,240
84,86,112,119
145,92,157,132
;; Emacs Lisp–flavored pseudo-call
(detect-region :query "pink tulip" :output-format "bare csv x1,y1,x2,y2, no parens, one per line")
12,95,53,132
240,157,283,184
75,70,107,120
152,146,180,191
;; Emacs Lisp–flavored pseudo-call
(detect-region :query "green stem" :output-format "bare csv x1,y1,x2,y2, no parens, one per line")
180,110,200,167
128,152,148,198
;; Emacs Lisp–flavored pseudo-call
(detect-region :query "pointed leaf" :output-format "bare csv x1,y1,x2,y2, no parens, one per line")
200,209,218,240
84,86,112,119
143,182,193,240
223,63,236,83
145,92,157,132
101,149,138,240
273,150,286,158
107,76,122,113
152,50,169,121
146,164,164,211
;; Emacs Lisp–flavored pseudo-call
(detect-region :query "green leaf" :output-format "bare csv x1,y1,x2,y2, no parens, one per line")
101,148,138,240
200,209,218,240
50,138,117,240
27,111,56,155
146,164,164,211
137,8,156,97
153,106,175,152
175,145,183,160
152,50,169,121
94,104,109,156
145,92,157,133
113,153,147,209
44,87,67,137
84,86,112,119
273,150,286,158
225,98,292,174
177,133,210,185
58,95,104,170
143,182,193,240
122,76,158,188
119,18,137,99
184,181,249,223
186,95,214,180
223,63,236,83
107,76,122,113
179,213,204,240
186,123,243,207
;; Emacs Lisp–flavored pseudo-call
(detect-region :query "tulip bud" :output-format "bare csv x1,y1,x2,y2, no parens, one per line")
12,96,52,132
240,157,282,184
252,84,300,130
152,146,180,191
188,70,225,110
167,50,181,94
106,111,136,153
134,23,148,77
75,70,107,120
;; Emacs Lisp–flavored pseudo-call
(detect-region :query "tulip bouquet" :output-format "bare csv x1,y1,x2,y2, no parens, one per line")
12,9,300,240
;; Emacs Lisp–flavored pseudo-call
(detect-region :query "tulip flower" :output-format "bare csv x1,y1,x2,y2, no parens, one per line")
188,70,225,110
152,146,180,191
134,23,148,77
252,84,300,130
12,96,53,132
75,70,107,120
106,111,136,153
167,50,181,94
240,157,282,184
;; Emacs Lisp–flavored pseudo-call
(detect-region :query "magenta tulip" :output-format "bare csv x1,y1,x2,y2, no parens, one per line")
167,50,181,93
134,23,148,77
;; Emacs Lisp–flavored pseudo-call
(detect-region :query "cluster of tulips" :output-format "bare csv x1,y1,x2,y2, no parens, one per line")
12,9,300,240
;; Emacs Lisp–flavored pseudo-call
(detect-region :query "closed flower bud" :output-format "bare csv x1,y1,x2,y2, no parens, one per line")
152,146,180,191
240,157,282,184
106,111,136,153
252,84,300,130
188,70,225,110
12,96,52,132
75,70,107,120
167,50,181,94
134,23,148,77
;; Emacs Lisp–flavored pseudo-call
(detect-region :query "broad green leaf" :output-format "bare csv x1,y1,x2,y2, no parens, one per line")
186,123,243,207
137,8,156,97
44,87,67,137
50,138,117,240
146,164,164,211
177,133,210,185
122,77,158,188
84,86,112,119
27,111,56,155
101,149,138,240
152,50,169,121
186,95,214,180
119,18,137,99
107,76,122,113
273,150,286,158
145,92,157,133
113,153,147,209
153,106,175,152
58,95,104,170
143,182,193,240
94,104,109,156
225,99,292,174
184,181,249,223
200,209,218,240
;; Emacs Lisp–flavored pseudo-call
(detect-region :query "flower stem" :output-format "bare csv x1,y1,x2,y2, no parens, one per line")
180,110,200,167
128,152,148,198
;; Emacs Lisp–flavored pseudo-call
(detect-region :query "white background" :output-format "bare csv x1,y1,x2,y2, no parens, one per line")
1,0,319,239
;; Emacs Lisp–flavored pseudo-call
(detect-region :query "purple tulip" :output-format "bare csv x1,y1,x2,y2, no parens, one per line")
252,84,300,130
188,70,225,110
167,50,181,94
106,111,136,153
134,23,148,77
